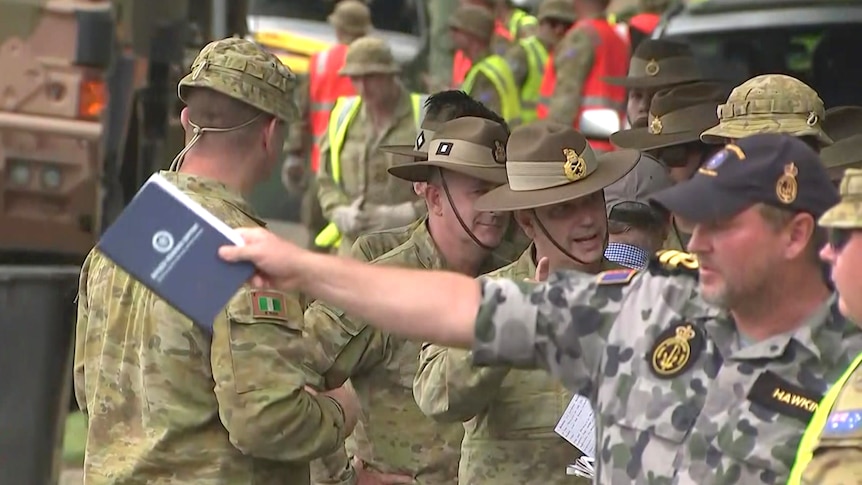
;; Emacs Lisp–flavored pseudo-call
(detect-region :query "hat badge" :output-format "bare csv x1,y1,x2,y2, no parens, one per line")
493,139,507,164
415,131,426,151
645,59,660,77
776,162,799,204
649,115,663,135
563,148,587,182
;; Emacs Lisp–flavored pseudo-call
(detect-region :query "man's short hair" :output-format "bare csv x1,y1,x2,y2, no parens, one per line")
183,87,270,145
423,90,509,133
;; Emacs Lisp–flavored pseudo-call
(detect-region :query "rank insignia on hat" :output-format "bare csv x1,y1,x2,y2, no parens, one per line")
436,142,453,156
415,131,426,150
563,148,587,181
776,162,799,204
596,268,637,285
493,139,507,164
249,289,289,321
648,323,704,379
645,59,660,76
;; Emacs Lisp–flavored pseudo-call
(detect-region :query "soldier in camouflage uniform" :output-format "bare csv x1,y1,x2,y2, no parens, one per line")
789,169,862,485
353,90,529,265
700,74,832,152
464,0,539,40
413,121,639,484
315,37,425,256
603,39,708,129
819,106,862,183
610,82,727,250
74,38,359,485
219,134,862,485
304,117,515,484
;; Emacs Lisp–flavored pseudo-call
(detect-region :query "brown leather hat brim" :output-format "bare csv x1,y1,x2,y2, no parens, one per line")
820,134,862,181
474,149,642,212
610,127,700,152
388,160,509,185
602,74,704,89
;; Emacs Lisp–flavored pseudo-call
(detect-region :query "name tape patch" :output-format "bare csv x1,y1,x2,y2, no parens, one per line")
747,371,822,423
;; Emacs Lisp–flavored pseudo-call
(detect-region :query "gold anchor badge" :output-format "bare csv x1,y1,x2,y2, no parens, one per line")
563,148,587,181
650,324,701,378
776,162,799,204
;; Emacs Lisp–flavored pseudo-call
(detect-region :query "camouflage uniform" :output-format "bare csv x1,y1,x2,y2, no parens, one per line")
316,38,424,256
413,121,638,484
468,134,859,484
543,16,602,125
73,38,350,485
308,117,514,484
414,249,620,484
427,0,460,90
790,169,862,485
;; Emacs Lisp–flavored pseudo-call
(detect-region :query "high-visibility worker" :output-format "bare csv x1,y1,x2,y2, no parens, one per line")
451,0,522,86
503,0,575,123
313,37,428,256
450,5,522,124
536,0,630,153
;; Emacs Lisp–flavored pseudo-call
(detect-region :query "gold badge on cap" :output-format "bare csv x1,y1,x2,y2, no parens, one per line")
493,140,507,164
649,116,662,135
563,148,587,181
645,59,660,76
776,162,799,204
649,323,704,379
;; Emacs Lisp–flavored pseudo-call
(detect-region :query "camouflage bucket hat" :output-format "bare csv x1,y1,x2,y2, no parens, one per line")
610,81,727,151
387,117,510,184
475,120,641,211
178,37,299,122
338,37,400,77
819,169,862,229
820,106,862,182
700,74,832,146
327,0,372,37
537,0,577,23
603,40,705,89
449,5,495,42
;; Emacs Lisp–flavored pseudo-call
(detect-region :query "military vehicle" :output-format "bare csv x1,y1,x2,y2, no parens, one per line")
0,2,244,483
655,0,862,108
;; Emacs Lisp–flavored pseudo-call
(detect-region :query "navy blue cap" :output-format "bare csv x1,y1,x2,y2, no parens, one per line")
649,134,840,223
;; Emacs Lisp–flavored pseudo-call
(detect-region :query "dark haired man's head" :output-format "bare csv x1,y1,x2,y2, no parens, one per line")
423,90,509,133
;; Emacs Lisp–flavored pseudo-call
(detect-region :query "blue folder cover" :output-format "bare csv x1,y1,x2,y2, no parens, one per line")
96,173,254,332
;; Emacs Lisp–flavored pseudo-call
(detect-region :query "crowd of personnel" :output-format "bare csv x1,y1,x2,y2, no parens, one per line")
72,0,862,484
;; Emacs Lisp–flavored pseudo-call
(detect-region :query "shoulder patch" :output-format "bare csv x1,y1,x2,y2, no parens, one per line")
249,289,289,321
649,250,699,278
596,268,637,285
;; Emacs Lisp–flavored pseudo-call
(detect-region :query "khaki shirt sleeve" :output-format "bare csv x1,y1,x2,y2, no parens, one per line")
211,287,347,462
547,27,595,126
504,43,530,92
468,71,504,120
413,343,510,422
73,253,95,415
316,134,350,220
285,76,310,156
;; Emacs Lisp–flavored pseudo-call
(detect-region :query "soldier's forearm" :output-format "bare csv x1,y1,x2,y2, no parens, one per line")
299,253,480,347
311,446,357,485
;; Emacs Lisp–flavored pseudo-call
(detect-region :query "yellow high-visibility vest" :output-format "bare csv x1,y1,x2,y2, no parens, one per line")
508,9,538,38
787,352,862,484
461,54,522,125
519,36,549,124
313,93,427,248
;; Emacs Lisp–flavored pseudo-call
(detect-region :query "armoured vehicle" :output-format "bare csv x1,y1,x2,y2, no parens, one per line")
655,0,862,108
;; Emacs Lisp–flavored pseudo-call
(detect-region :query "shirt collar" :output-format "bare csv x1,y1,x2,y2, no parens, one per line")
157,171,264,226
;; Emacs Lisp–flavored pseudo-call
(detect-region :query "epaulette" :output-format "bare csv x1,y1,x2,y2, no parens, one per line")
648,249,700,278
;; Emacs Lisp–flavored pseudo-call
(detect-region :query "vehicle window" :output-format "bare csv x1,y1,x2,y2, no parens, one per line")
665,23,862,108
249,0,421,35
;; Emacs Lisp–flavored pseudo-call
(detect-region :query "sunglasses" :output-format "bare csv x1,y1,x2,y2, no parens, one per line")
828,228,859,252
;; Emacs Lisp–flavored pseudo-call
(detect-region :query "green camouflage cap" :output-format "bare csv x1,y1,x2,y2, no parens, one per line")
327,0,372,37
700,74,831,146
338,37,400,77
819,169,862,229
449,5,495,42
178,37,298,122
537,0,577,23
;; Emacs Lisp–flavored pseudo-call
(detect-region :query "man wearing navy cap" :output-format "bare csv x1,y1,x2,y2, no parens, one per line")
218,134,862,484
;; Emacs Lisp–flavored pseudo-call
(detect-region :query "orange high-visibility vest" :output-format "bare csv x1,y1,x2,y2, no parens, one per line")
307,43,356,173
536,18,628,152
451,20,514,87
629,13,661,36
